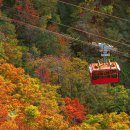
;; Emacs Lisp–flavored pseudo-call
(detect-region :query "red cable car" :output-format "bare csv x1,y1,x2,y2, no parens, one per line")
89,61,120,84
89,43,121,85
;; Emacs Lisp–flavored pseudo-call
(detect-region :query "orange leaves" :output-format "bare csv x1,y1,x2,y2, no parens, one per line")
0,76,15,104
64,97,86,124
0,104,8,126
0,120,18,130
64,97,71,104
57,35,68,45
0,63,24,83
0,62,77,129
47,24,57,32
0,63,43,128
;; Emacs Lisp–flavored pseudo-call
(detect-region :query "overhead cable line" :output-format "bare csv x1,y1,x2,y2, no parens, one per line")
58,0,130,23
3,5,130,48
0,15,129,58
50,20,130,47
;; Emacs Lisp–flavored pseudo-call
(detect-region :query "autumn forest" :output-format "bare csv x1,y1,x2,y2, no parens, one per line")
0,0,130,129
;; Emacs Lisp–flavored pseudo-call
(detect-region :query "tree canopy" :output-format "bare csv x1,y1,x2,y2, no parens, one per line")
0,0,130,129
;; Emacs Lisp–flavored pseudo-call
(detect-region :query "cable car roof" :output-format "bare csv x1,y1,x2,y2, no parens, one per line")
89,62,120,72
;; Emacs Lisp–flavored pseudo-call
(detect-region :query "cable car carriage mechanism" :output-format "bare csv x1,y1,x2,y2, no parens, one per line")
89,43,120,85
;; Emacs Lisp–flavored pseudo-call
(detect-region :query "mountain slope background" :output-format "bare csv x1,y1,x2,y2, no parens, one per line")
0,0,130,129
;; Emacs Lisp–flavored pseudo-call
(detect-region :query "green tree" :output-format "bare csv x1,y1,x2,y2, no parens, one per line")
108,85,129,112
0,20,22,66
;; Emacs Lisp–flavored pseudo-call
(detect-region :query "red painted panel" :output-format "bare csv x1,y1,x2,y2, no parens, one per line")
91,78,120,85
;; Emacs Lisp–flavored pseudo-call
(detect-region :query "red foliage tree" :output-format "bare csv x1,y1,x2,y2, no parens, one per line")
35,66,50,84
15,0,39,25
64,97,86,124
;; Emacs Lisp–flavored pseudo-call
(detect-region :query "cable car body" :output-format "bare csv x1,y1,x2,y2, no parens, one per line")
89,61,120,84
89,43,121,85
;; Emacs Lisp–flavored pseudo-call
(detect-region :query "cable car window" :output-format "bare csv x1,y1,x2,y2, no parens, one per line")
93,71,99,80
103,70,110,78
111,70,118,78
99,71,104,78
